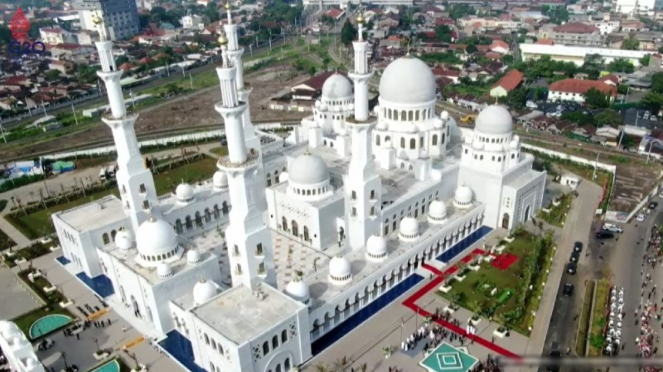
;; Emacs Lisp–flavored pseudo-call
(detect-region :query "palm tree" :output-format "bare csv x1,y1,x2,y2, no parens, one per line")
314,363,329,372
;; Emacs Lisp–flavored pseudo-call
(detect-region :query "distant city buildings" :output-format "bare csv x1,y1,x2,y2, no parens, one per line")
73,0,140,40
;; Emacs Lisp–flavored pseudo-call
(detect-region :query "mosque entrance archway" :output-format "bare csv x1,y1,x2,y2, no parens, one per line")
130,295,140,317
524,206,531,222
502,213,510,229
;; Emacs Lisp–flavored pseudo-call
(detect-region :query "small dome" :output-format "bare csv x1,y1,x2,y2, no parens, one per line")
509,140,519,150
440,111,449,120
384,140,392,149
11,337,26,348
25,356,38,368
115,229,134,251
465,136,473,145
193,279,217,305
322,73,352,99
136,217,178,262
376,121,388,131
187,249,202,264
399,217,419,238
289,153,330,185
454,185,473,207
513,135,520,142
379,57,437,104
157,262,173,279
0,321,19,337
419,149,428,159
428,201,447,220
176,183,195,202
285,278,310,302
315,100,321,108
348,103,355,111
213,171,228,188
319,103,328,111
475,105,513,135
366,235,388,259
433,119,443,129
374,105,381,113
328,255,352,282
473,140,484,150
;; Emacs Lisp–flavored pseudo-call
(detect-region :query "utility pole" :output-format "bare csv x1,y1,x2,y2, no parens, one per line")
592,152,600,180
0,122,6,144
189,74,193,90
71,103,78,125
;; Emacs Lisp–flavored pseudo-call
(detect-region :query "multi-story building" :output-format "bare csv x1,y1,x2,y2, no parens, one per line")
548,79,618,103
550,22,603,46
181,14,207,30
73,0,140,40
615,0,657,15
39,28,76,45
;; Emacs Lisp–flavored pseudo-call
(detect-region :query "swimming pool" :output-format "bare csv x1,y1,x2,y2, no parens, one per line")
29,314,72,339
90,359,120,372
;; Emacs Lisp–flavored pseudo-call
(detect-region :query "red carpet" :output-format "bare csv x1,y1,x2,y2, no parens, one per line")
403,259,521,359
491,253,519,271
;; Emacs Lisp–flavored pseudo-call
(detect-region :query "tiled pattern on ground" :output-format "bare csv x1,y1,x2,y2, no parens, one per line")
0,267,42,320
271,231,331,289
188,232,232,286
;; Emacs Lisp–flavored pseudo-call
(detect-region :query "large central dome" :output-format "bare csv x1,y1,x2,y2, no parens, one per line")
379,56,437,104
475,105,513,135
288,153,330,185
322,73,352,99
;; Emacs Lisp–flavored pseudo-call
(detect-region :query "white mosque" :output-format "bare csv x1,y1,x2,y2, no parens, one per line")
41,8,545,372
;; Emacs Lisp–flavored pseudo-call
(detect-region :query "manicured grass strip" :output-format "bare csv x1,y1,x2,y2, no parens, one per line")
588,279,611,356
575,280,595,357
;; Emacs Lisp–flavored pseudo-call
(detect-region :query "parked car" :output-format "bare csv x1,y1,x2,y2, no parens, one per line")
602,223,623,233
570,251,580,262
649,202,658,210
573,241,583,253
547,342,562,372
563,283,574,296
595,230,614,239
637,214,646,222
566,262,577,274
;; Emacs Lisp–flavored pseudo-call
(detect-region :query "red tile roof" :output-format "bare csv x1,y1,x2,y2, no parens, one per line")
325,8,344,19
535,38,555,45
599,75,620,85
549,79,617,96
553,22,598,34
490,40,509,50
432,68,460,77
492,69,523,91
298,71,344,91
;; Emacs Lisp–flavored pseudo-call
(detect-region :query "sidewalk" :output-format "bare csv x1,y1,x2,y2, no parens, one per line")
521,181,602,367
0,216,31,248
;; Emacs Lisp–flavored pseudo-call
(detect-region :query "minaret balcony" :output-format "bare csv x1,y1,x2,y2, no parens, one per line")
217,149,260,170
103,111,138,122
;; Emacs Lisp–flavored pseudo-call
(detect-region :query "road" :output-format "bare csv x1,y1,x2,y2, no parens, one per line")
539,194,662,371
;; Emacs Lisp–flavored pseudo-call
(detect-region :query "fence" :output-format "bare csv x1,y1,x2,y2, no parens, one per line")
3,92,102,128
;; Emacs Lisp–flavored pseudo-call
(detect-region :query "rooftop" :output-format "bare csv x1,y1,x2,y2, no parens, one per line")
549,78,617,96
57,195,127,232
192,284,304,345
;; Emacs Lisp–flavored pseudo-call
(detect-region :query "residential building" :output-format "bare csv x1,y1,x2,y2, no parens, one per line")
550,22,603,46
490,69,524,98
548,78,618,103
519,44,653,66
74,0,140,40
181,15,207,30
592,20,620,35
39,28,76,45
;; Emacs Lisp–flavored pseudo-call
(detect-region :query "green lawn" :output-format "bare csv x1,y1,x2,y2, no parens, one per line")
539,193,573,227
588,279,611,356
576,280,595,356
3,242,55,267
12,270,74,338
209,146,228,156
440,229,555,336
7,157,219,239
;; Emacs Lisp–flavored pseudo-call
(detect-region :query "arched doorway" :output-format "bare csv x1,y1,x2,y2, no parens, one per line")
303,226,309,241
502,213,510,229
292,220,299,237
222,201,229,215
130,295,140,317
524,206,531,222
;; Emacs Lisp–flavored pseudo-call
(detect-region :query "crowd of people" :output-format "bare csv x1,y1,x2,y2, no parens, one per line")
634,225,663,372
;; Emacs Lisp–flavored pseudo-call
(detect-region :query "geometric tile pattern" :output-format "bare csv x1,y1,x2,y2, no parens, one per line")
271,231,331,289
420,342,479,372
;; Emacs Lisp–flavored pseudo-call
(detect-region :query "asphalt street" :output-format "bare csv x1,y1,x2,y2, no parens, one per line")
539,199,663,372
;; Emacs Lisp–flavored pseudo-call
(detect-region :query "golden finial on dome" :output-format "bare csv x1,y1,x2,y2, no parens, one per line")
356,14,364,24
225,2,231,10
92,13,103,25
218,33,228,46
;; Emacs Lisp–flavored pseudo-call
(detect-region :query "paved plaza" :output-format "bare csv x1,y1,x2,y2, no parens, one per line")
420,343,478,372
272,231,333,289
0,266,43,320
10,251,184,372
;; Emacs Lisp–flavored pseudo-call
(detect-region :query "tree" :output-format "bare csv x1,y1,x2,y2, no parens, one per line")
434,25,452,42
594,110,623,127
607,58,634,73
659,46,663,54
504,88,528,109
621,37,640,50
642,92,663,112
502,55,515,65
542,5,569,24
584,88,611,109
640,54,652,67
44,70,61,81
652,72,663,93
584,53,604,67
115,55,129,66
617,84,629,95
465,44,477,54
340,19,356,46
204,2,220,23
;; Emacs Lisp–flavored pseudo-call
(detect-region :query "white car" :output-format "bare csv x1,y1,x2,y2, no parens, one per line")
603,223,623,233
636,214,646,222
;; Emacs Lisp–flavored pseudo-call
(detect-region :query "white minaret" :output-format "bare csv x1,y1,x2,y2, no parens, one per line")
215,34,276,289
93,14,159,232
344,14,382,250
223,3,267,208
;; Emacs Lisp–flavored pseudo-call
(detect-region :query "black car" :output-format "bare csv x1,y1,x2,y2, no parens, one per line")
573,242,583,253
649,202,659,210
563,283,574,296
547,342,562,372
570,251,580,263
566,262,577,275
595,230,614,239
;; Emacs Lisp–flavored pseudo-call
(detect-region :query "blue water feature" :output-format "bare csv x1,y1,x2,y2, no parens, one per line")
436,226,492,263
75,272,115,298
90,359,120,372
55,256,70,265
29,314,72,339
311,273,424,356
160,331,207,372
